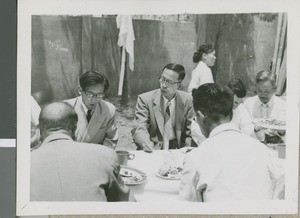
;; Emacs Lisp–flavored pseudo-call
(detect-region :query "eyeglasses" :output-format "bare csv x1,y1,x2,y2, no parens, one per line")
158,76,181,86
84,91,105,99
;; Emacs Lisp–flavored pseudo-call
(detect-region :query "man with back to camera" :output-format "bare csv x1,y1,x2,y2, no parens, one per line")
30,102,130,201
65,71,118,149
243,70,286,143
132,63,194,152
180,83,281,202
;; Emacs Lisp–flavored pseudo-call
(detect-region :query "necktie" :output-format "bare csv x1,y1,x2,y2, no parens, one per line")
261,103,268,118
163,102,171,150
86,109,92,123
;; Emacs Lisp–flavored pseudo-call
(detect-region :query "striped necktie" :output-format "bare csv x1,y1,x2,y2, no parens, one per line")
163,101,171,149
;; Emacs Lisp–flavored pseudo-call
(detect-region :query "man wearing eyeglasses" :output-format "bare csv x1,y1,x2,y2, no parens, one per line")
133,63,194,152
64,71,118,149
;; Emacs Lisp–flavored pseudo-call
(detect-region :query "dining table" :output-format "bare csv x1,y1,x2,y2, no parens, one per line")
123,147,285,202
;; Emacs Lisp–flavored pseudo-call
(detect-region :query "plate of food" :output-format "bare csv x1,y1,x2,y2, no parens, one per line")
120,165,147,186
155,162,183,180
253,118,286,130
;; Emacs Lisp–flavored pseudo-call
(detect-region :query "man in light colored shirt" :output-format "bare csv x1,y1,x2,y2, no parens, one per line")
65,71,118,149
180,83,279,202
133,63,194,152
243,70,286,142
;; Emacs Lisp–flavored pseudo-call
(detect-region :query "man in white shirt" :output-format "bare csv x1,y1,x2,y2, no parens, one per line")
180,83,279,202
243,70,286,143
190,78,254,146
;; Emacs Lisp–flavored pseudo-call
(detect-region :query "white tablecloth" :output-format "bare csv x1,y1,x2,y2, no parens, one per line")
126,150,184,202
126,148,285,202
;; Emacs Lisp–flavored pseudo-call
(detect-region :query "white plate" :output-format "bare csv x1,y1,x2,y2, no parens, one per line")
120,165,147,186
154,171,181,180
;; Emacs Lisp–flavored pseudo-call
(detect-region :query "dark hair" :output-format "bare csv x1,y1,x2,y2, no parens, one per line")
226,78,247,98
255,70,276,87
39,102,78,134
193,43,215,63
192,83,233,122
79,71,110,91
162,63,186,81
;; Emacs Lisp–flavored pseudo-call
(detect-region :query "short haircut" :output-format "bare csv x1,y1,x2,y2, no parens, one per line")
226,78,247,98
255,70,276,87
192,83,233,122
162,63,186,81
39,102,78,134
79,71,110,91
193,43,215,63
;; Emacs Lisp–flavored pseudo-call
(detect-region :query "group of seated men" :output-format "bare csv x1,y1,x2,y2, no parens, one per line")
30,63,285,202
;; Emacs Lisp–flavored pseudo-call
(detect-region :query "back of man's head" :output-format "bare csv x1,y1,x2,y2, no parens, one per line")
192,83,233,122
39,102,78,141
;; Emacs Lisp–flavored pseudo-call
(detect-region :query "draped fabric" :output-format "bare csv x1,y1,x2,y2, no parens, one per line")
272,13,287,96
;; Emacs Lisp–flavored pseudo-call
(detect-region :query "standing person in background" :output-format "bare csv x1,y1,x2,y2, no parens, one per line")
187,43,216,93
243,70,286,143
65,71,118,149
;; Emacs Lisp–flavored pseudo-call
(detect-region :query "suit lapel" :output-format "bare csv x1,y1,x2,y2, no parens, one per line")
153,90,165,137
82,101,108,142
175,92,185,144
73,97,88,142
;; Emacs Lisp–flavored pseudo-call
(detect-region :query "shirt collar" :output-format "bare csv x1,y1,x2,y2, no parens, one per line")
163,95,176,107
209,122,241,138
42,132,73,144
197,61,210,69
266,95,274,108
78,96,88,114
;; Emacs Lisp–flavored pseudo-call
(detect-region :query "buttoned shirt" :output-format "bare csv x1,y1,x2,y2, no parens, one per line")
243,95,286,120
188,61,214,93
180,123,279,202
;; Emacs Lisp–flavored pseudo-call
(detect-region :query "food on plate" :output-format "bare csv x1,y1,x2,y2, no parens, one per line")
158,162,183,178
121,173,143,185
255,118,286,127
119,167,146,185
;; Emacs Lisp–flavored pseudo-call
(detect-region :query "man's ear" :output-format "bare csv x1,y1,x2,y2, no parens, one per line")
78,86,82,95
177,82,183,90
196,110,206,122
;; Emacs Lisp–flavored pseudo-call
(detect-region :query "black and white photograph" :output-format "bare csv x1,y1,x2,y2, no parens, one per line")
17,0,299,216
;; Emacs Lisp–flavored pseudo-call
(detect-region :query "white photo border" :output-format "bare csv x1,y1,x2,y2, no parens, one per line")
17,0,300,215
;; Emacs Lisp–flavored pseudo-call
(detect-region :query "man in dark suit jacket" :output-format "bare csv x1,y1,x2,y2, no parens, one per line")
30,102,129,201
133,63,194,152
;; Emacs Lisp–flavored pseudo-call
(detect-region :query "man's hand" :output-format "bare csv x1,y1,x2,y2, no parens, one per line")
142,141,154,153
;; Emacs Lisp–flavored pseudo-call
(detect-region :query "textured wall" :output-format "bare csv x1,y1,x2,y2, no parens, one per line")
31,14,278,104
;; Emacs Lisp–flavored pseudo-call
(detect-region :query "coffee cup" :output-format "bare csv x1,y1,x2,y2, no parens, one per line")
116,150,135,165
